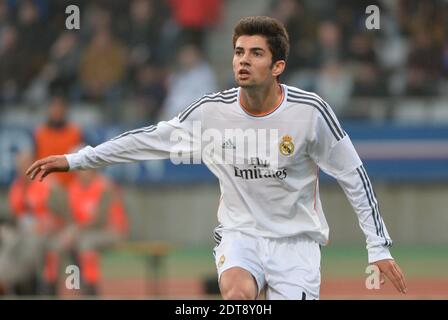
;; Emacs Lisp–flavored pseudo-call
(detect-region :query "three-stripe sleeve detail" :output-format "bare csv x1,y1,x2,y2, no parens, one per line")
286,87,346,141
110,125,158,141
178,90,238,123
356,165,391,247
360,165,392,247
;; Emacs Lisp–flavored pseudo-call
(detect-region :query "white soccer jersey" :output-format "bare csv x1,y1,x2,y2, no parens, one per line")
66,84,393,263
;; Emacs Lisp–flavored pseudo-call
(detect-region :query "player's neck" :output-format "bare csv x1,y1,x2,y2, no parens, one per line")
240,82,283,116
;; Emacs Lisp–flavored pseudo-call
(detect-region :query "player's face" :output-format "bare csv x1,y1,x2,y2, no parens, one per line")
233,35,284,88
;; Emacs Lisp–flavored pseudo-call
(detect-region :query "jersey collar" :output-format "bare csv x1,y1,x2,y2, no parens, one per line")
237,84,287,119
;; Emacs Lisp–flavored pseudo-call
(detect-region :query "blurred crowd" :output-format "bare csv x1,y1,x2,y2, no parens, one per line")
0,0,221,123
0,95,129,296
273,0,448,115
0,0,446,123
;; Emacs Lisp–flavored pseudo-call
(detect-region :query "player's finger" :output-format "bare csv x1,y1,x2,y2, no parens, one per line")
390,267,406,293
33,163,52,181
385,271,401,293
392,263,407,293
393,263,407,285
383,269,403,293
39,169,51,182
26,159,44,178
380,272,386,285
27,157,54,179
30,166,42,180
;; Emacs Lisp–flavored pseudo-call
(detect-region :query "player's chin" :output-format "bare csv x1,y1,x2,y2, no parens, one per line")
236,79,255,88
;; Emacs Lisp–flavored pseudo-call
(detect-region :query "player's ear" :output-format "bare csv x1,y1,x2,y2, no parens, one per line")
272,60,286,78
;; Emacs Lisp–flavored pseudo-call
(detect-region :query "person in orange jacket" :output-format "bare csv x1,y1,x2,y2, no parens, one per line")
64,169,128,295
34,94,82,189
3,150,68,295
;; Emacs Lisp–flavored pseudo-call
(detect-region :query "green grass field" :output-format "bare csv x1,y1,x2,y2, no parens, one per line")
101,244,448,279
46,243,447,298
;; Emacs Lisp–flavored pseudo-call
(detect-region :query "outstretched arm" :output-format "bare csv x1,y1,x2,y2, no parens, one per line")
27,114,201,181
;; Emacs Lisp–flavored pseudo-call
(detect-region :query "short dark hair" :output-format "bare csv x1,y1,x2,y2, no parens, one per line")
232,16,290,64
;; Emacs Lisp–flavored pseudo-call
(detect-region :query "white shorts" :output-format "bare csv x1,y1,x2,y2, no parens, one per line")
213,228,321,300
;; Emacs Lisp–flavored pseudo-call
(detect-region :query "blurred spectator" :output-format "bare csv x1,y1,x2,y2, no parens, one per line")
352,62,388,97
130,64,166,124
315,60,353,115
159,43,217,121
79,27,127,109
127,0,162,67
64,169,128,295
442,43,448,80
168,0,222,49
36,31,81,101
348,32,385,97
270,0,318,75
0,26,24,104
16,0,50,88
314,21,345,67
0,216,40,295
405,30,442,96
81,3,113,39
397,0,445,44
347,32,377,64
34,94,82,188
6,150,68,295
0,0,11,32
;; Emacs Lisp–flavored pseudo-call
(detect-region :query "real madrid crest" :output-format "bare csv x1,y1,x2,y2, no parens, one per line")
279,135,294,156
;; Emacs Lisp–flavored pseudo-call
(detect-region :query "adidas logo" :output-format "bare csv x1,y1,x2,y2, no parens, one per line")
222,139,236,149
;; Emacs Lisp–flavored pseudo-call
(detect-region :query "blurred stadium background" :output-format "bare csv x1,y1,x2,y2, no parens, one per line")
0,0,447,299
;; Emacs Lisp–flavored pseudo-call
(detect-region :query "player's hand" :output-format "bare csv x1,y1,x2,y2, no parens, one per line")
26,155,69,181
372,259,407,294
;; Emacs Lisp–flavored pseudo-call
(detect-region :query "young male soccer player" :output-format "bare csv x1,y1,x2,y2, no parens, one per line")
27,16,407,300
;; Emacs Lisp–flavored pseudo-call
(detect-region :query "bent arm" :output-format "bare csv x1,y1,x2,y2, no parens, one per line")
335,165,393,263
308,109,407,293
308,110,392,263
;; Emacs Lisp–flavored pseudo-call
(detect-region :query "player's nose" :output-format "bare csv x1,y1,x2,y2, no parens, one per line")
238,52,251,65
239,56,250,66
